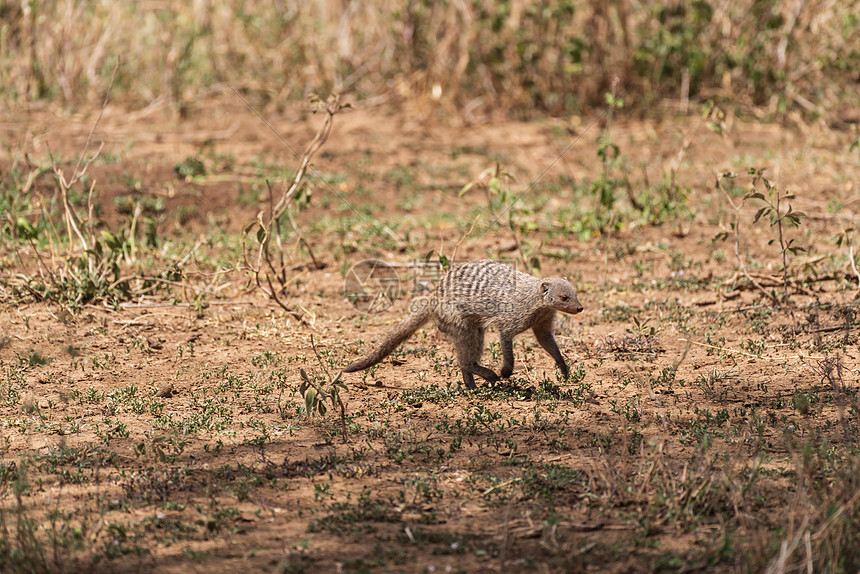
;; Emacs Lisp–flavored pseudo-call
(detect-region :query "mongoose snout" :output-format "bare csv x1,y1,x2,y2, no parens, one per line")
343,260,584,388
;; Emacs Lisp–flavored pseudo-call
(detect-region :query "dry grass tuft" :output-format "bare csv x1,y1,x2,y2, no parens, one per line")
1,1,858,117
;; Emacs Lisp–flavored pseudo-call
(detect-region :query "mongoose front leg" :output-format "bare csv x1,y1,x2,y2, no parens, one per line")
533,325,569,379
500,335,515,378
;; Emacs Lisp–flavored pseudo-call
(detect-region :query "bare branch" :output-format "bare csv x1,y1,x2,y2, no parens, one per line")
242,94,345,314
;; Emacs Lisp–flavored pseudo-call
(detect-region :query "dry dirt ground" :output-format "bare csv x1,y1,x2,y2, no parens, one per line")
2,97,860,573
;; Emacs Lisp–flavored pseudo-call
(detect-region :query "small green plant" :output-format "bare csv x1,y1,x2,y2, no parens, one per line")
591,88,628,232
173,157,206,179
299,368,346,420
745,168,807,301
191,292,209,318
696,368,737,400
631,172,694,230
628,316,658,338
299,335,349,439
715,170,808,304
20,351,51,367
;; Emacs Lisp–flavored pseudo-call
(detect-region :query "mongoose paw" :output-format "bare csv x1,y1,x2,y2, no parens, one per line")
500,368,513,378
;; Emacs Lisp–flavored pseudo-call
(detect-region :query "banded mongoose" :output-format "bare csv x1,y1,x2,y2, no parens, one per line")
343,260,583,388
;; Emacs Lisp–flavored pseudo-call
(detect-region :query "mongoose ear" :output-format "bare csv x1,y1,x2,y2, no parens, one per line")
540,281,550,295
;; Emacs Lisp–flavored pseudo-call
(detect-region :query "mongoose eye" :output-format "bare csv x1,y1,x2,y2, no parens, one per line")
560,295,569,302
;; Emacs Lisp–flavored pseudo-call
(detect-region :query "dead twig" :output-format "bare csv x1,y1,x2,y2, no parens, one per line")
450,215,480,264
460,164,530,272
242,94,346,316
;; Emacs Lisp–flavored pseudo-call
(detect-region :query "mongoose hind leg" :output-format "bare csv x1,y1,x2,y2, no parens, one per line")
460,363,500,389
500,335,514,378
533,324,569,379
450,324,499,388
466,363,500,386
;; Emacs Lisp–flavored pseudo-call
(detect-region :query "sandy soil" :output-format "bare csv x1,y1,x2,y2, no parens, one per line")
1,97,859,573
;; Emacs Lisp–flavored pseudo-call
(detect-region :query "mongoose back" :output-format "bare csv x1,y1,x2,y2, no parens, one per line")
343,260,583,388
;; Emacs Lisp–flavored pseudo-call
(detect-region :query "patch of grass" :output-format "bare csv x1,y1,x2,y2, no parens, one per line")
520,462,580,502
307,490,402,537
173,157,207,179
0,455,98,573
20,350,51,367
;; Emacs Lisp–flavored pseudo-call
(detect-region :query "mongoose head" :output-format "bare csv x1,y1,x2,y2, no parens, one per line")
540,278,584,315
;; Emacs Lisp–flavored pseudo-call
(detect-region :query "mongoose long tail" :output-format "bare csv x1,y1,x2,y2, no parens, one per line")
342,305,432,373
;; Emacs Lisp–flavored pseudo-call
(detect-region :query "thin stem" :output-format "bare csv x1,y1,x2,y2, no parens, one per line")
718,176,779,304
776,188,789,301
847,227,860,292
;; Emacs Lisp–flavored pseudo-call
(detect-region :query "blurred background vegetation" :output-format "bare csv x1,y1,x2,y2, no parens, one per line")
0,0,858,119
